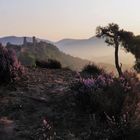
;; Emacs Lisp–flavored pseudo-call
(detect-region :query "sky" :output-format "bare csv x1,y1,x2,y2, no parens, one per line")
0,0,140,41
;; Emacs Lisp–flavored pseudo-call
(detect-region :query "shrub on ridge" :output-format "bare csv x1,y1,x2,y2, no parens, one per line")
82,63,104,76
36,59,62,69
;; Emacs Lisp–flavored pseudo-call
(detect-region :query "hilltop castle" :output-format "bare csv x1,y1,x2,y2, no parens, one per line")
23,36,37,47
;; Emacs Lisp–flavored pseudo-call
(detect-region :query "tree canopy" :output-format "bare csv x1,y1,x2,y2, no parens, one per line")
124,35,140,72
96,23,134,76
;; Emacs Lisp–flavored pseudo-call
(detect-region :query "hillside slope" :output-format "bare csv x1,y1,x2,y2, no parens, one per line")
6,41,89,71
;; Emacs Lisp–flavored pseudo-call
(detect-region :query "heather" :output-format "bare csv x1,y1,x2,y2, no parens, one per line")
71,71,140,139
0,44,24,84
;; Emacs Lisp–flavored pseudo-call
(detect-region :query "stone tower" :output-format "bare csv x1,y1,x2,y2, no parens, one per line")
33,36,37,47
23,37,27,47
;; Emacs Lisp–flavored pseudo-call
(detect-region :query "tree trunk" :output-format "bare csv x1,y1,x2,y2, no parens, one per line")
115,40,123,76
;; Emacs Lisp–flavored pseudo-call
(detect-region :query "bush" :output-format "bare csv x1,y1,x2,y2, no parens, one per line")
72,72,138,116
47,59,62,69
82,63,104,76
35,60,48,68
0,45,24,84
71,71,140,139
36,59,62,69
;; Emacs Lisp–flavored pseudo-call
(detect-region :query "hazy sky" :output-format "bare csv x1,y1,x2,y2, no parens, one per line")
0,0,140,41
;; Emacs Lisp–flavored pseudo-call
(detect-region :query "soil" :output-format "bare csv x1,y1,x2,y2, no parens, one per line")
0,68,91,140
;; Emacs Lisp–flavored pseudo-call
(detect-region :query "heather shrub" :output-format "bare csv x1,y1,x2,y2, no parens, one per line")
36,59,62,69
71,71,140,139
0,45,24,84
72,72,138,116
82,63,104,76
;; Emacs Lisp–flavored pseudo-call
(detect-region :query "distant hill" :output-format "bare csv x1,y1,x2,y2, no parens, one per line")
0,36,51,46
6,40,89,71
55,36,135,69
55,37,106,58
56,36,104,48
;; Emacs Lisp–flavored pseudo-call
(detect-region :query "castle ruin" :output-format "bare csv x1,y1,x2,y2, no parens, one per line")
23,36,37,47
23,37,27,47
33,36,37,47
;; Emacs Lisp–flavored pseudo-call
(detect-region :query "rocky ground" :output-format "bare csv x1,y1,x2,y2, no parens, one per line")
0,68,92,140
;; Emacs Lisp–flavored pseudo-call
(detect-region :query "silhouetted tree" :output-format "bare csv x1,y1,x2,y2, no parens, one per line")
96,23,134,76
124,35,140,72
